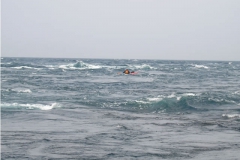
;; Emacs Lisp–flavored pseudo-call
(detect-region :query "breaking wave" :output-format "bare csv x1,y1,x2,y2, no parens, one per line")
127,64,157,70
192,64,209,69
80,92,240,113
59,61,102,70
1,103,61,110
1,62,44,70
2,88,32,93
222,114,240,119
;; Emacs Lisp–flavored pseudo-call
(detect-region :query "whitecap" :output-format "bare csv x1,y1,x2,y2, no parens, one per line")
133,64,156,70
233,91,240,95
59,61,101,70
12,88,32,93
59,64,70,69
182,93,197,96
45,65,56,69
1,103,60,110
135,100,150,104
167,94,175,98
164,93,182,101
192,64,209,69
146,94,182,102
176,97,181,101
222,114,240,118
208,98,236,104
87,64,102,69
147,97,163,102
12,66,33,69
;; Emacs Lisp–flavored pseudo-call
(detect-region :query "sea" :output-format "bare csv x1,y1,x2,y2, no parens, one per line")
1,57,240,160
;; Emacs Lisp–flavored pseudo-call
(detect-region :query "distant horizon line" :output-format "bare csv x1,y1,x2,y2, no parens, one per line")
1,56,240,62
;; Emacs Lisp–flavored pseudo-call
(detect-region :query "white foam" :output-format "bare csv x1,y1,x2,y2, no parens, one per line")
1,103,60,110
136,100,150,104
208,98,236,104
45,65,55,69
59,61,101,70
59,65,70,69
233,91,240,95
192,64,209,69
117,125,122,128
12,66,33,69
176,97,181,101
88,64,102,69
147,97,163,102
133,64,156,70
167,94,175,98
167,93,181,100
0,62,11,65
12,88,32,93
146,93,182,102
182,93,197,96
11,66,42,70
222,114,240,118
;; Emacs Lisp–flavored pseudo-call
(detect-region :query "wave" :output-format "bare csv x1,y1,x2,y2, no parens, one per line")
222,114,240,119
1,88,32,94
127,64,157,70
56,61,157,72
233,91,240,95
207,98,238,105
12,66,43,70
192,64,209,69
1,103,60,110
129,97,196,113
1,62,44,70
83,92,240,113
2,59,157,72
147,93,197,102
88,93,197,113
59,61,102,70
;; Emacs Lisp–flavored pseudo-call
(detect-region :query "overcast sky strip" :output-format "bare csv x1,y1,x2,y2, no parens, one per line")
2,0,240,60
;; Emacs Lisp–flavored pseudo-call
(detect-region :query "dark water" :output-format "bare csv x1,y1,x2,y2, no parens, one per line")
1,57,240,159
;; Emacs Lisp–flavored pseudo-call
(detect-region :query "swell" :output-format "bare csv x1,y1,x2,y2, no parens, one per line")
76,89,240,113
2,58,240,114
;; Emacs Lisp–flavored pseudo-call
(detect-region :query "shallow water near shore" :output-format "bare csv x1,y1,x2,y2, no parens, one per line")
1,57,240,159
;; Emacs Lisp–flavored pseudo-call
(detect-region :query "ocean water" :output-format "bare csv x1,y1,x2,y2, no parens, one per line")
1,57,240,159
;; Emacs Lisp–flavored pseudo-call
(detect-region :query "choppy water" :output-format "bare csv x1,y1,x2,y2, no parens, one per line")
1,57,240,159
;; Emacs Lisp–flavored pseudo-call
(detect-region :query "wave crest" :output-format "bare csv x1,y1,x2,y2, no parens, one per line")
222,114,240,119
59,61,101,70
1,103,60,110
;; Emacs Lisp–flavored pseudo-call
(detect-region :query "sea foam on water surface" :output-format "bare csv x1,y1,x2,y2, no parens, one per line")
222,114,240,118
12,88,32,93
1,103,60,110
59,61,102,70
192,64,209,69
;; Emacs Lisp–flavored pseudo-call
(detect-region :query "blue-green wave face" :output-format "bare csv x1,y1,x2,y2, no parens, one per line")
1,58,240,113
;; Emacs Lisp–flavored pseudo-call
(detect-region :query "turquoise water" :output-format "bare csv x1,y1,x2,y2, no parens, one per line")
1,57,240,159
